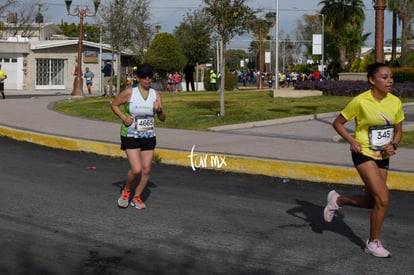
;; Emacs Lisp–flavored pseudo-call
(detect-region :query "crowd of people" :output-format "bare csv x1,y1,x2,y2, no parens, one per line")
236,67,330,88
73,62,332,96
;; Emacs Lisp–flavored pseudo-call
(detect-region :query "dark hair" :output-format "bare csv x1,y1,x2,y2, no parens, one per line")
136,63,154,78
367,62,388,79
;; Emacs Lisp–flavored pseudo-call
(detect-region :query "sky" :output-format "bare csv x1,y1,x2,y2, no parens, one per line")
38,0,392,49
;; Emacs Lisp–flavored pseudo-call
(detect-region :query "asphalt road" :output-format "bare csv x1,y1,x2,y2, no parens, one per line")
1,137,413,275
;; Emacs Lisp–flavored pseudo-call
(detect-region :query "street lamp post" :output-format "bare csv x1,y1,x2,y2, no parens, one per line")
264,12,276,87
310,12,325,70
64,0,100,96
275,0,279,90
258,27,263,89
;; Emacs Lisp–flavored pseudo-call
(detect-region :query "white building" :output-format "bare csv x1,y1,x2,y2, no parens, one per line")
0,22,134,93
360,46,402,61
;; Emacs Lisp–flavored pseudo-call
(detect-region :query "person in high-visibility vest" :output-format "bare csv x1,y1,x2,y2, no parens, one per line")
209,69,217,91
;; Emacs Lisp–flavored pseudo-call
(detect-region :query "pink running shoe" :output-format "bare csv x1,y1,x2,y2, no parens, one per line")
323,190,340,222
365,240,392,258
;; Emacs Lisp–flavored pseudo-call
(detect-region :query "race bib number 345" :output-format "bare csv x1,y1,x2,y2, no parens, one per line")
368,125,394,150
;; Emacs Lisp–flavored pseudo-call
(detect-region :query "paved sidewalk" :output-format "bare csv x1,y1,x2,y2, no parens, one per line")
1,90,414,191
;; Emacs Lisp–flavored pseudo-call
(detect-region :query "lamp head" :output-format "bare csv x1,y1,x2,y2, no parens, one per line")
94,0,101,11
64,0,72,11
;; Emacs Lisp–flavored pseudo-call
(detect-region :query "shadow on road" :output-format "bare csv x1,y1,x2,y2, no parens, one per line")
284,199,365,249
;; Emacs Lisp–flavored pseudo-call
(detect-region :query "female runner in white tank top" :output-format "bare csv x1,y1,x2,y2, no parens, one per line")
111,63,166,210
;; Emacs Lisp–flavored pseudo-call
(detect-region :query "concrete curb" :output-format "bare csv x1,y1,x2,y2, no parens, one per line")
270,89,323,98
2,125,414,192
209,112,340,131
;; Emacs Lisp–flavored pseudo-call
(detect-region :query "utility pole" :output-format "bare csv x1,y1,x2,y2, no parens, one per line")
275,0,279,90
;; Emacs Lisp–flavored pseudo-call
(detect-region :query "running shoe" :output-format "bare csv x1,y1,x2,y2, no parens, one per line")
323,190,340,222
365,240,392,258
118,189,130,208
131,196,146,210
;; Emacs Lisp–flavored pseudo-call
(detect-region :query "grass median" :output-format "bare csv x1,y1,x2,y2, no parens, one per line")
54,90,414,147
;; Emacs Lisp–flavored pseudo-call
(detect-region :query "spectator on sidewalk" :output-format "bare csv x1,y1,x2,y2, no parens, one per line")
313,69,321,81
0,64,7,99
102,61,113,96
183,62,195,92
173,71,181,92
322,68,330,81
83,67,95,95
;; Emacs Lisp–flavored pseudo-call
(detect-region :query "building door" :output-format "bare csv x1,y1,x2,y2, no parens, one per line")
35,58,65,90
0,56,23,90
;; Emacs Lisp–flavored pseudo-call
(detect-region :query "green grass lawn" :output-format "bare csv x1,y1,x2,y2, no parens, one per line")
402,131,414,147
54,91,352,129
53,90,414,148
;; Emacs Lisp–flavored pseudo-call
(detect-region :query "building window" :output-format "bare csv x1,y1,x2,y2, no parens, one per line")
36,58,64,87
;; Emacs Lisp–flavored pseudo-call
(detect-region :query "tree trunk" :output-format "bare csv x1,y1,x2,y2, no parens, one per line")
339,46,346,69
391,11,397,62
401,13,409,67
116,51,122,94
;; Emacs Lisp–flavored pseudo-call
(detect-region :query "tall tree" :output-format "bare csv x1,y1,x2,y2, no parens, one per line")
296,14,324,63
174,9,212,65
58,22,101,43
100,0,152,93
387,0,399,64
0,0,16,12
226,49,248,71
319,0,366,70
387,0,414,66
144,32,186,78
202,0,255,116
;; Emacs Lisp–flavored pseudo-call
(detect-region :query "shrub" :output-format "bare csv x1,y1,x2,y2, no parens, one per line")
225,72,237,91
391,67,414,83
350,57,361,72
111,75,128,90
405,52,414,67
293,64,307,73
350,54,375,72
294,80,414,98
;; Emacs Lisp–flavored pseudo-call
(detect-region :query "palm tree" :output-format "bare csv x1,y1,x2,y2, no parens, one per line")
387,0,399,64
387,0,414,66
319,0,366,69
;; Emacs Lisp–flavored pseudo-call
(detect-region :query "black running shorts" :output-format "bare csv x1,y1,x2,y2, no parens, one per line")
120,136,156,151
351,152,389,170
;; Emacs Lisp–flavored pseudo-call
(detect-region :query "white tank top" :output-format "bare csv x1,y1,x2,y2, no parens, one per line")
122,86,157,138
